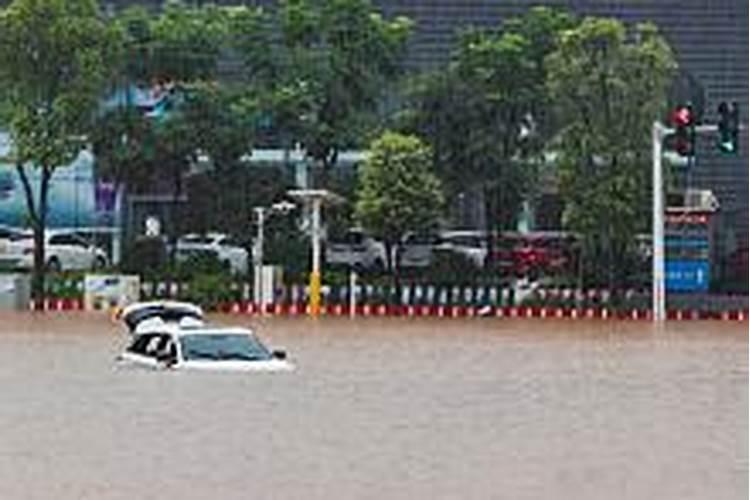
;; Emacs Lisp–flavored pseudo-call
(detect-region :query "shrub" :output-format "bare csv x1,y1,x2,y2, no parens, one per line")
184,272,237,310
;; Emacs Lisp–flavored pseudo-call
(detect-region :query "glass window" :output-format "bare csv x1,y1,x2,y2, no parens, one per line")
49,234,73,245
219,236,241,247
409,233,439,245
70,235,89,247
179,334,272,362
128,334,160,356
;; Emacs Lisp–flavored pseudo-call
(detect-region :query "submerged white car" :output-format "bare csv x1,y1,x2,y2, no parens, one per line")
116,301,293,372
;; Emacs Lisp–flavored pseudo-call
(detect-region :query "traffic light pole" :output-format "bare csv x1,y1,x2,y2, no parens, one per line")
651,121,719,322
652,122,667,322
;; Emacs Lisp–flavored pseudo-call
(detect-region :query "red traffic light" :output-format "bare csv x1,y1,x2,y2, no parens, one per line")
671,105,694,127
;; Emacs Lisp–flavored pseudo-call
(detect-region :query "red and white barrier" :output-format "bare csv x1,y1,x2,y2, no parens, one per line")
24,295,748,322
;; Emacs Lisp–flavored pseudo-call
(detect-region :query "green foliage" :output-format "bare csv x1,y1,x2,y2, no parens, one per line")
0,0,122,305
90,106,157,189
0,0,121,170
545,18,677,287
121,237,168,279
185,272,236,311
355,131,444,268
45,272,85,299
248,0,413,173
180,83,255,172
98,5,264,239
115,2,244,83
403,7,575,230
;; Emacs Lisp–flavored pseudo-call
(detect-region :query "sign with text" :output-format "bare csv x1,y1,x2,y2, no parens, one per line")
665,260,709,292
665,210,712,292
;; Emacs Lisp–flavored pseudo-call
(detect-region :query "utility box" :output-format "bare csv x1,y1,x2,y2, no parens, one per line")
84,274,140,311
0,274,31,310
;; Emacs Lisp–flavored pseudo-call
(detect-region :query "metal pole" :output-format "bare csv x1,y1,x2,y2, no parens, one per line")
349,269,357,318
309,198,322,316
651,123,723,321
254,207,265,307
652,122,666,321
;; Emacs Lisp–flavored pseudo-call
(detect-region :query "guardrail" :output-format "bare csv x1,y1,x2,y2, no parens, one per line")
33,277,749,319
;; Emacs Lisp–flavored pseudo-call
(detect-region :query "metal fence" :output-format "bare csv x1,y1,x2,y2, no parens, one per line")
42,276,749,314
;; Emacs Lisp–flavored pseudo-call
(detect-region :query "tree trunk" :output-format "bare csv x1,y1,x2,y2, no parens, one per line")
34,168,51,310
167,163,183,295
385,239,400,291
31,217,46,310
483,184,495,272
17,164,51,311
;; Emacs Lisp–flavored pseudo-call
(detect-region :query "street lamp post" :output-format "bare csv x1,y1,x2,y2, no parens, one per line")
253,206,267,306
652,122,667,322
253,201,295,307
287,189,342,317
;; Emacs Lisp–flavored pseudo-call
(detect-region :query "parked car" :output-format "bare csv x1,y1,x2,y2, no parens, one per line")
488,232,522,273
396,232,442,268
175,232,249,275
0,225,27,269
72,227,119,265
325,228,386,271
7,228,108,271
438,230,487,269
486,231,578,277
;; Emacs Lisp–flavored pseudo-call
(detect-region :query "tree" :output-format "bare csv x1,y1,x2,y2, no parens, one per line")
118,1,235,84
403,8,576,263
355,132,444,274
179,82,268,236
94,3,258,236
264,0,412,182
545,19,677,288
0,0,120,307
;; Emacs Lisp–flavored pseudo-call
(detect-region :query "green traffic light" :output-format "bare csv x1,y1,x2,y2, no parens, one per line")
718,140,736,154
717,101,740,155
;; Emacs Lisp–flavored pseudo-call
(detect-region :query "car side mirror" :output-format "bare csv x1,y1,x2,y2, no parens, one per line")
272,349,287,361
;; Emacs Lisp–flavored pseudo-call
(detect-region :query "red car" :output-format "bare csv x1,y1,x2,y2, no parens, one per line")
490,231,577,277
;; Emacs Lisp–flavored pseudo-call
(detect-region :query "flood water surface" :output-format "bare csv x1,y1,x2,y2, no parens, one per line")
0,313,746,500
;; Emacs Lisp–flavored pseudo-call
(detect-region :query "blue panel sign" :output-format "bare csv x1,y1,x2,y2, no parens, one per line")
666,260,710,292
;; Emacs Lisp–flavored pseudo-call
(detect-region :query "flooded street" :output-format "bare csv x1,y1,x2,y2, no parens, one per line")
0,313,746,500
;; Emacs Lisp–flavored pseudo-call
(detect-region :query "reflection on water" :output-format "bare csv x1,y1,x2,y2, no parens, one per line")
0,313,746,500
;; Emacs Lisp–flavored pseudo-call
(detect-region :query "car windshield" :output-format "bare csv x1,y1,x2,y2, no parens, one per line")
179,333,272,361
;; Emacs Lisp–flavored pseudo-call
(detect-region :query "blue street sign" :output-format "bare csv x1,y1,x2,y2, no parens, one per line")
666,260,710,292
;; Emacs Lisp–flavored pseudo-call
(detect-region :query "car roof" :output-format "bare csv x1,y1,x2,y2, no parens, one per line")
441,230,484,238
134,318,256,338
180,232,227,239
0,225,27,235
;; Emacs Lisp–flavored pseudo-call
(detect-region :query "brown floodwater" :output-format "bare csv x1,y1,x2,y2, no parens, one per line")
0,312,746,500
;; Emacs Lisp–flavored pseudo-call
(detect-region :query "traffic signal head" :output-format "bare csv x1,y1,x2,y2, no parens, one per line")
671,104,695,157
717,101,740,154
